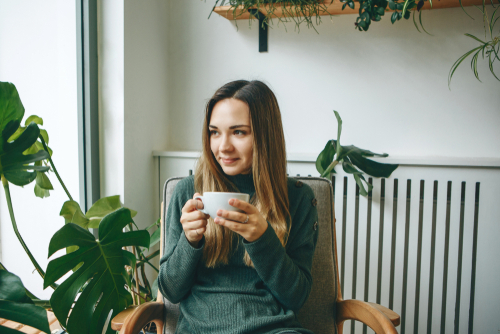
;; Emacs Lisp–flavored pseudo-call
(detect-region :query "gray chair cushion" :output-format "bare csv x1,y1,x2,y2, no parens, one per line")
160,177,337,334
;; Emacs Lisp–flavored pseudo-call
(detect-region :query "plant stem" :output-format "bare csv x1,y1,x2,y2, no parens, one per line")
39,136,73,201
1,175,57,290
321,160,339,177
130,223,141,305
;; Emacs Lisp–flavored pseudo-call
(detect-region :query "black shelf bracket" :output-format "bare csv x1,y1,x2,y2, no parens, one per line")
248,9,268,53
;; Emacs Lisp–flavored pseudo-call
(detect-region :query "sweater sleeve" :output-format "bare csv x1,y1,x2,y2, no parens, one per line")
243,184,319,311
157,177,205,304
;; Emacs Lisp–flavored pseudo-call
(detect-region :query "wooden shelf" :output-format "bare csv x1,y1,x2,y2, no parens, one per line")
213,0,486,20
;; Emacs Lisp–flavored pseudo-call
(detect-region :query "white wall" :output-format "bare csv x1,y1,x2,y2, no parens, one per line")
100,0,170,226
0,0,79,299
166,1,500,160
123,0,170,229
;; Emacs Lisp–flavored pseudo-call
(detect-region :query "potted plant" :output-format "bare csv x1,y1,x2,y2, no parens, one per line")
0,81,160,334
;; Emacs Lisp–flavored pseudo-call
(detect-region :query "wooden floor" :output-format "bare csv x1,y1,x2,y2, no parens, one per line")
0,311,61,333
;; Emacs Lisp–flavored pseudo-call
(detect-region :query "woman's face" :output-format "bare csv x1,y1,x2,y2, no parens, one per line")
209,98,253,176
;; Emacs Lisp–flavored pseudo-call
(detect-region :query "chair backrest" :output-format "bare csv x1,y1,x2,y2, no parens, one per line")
160,176,338,334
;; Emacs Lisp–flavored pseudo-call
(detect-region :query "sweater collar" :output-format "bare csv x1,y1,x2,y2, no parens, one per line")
226,173,255,194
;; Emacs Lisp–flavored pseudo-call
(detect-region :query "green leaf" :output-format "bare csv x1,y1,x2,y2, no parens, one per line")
39,129,49,145
449,45,483,88
44,208,150,334
151,277,158,301
25,115,43,126
353,174,369,196
347,150,399,177
85,195,137,228
348,1,355,9
419,10,433,35
1,122,49,186
60,200,90,229
389,1,395,9
34,184,50,198
0,82,25,153
35,171,53,190
316,140,337,175
0,270,51,334
391,11,398,23
150,227,161,248
7,126,24,142
342,161,363,174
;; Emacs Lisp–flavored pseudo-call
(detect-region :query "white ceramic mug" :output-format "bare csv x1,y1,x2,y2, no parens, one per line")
194,192,250,218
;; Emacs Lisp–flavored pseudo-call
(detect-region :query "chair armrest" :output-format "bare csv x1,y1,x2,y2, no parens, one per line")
111,302,164,334
336,299,400,334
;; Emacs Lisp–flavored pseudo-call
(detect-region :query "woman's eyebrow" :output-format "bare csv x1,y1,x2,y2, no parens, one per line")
209,124,250,129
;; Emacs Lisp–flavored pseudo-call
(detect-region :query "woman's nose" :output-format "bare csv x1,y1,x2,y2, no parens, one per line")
219,135,233,152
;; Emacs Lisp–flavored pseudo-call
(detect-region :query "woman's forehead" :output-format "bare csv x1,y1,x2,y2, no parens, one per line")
210,99,250,126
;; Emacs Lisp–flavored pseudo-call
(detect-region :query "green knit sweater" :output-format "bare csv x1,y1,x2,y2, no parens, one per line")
158,174,319,334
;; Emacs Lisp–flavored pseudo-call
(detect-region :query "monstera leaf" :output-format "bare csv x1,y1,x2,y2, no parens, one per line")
316,111,399,196
44,208,150,334
0,82,24,150
0,82,50,187
0,270,51,334
60,195,138,230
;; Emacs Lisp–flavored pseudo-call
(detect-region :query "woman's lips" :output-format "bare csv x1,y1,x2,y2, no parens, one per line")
221,158,238,164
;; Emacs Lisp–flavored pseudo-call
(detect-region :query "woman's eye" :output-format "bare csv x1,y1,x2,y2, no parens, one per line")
210,130,219,136
234,130,246,135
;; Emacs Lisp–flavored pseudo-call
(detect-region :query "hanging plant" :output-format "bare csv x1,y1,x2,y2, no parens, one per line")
210,0,430,31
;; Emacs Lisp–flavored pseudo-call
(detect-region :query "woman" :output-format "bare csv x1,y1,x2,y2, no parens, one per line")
158,80,319,334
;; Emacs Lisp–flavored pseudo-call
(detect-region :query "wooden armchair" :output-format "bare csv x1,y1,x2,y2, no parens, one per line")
112,177,400,334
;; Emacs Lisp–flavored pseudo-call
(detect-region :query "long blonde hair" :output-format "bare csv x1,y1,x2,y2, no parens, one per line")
195,80,290,267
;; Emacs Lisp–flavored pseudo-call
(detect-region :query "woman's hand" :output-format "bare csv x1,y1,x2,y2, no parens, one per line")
214,198,268,242
180,193,209,247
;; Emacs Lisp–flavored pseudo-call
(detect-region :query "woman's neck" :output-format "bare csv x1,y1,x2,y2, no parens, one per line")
226,173,255,194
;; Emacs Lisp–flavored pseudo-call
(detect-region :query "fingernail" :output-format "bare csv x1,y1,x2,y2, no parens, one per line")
217,209,222,216
214,217,220,223
229,199,234,205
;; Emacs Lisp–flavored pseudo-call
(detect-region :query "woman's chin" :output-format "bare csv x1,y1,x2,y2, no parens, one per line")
221,165,251,176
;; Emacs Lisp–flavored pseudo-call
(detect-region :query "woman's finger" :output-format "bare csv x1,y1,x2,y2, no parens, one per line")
214,217,242,232
228,198,256,214
217,209,249,224
181,210,209,224
182,199,203,213
183,219,208,231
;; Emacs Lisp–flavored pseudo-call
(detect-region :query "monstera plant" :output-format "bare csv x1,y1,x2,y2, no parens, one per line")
316,111,399,195
0,81,160,334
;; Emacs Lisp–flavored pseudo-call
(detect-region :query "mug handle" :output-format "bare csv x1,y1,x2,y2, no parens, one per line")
193,196,208,215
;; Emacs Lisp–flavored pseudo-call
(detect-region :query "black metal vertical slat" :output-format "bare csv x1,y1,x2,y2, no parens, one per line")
362,178,373,334
351,183,360,334
189,169,193,176
454,182,466,333
341,177,348,297
427,181,439,334
414,180,425,334
401,180,412,334
468,182,480,334
376,179,386,304
441,181,453,334
389,179,398,310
